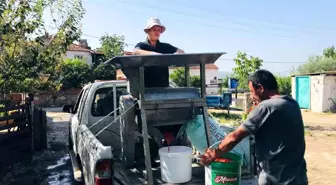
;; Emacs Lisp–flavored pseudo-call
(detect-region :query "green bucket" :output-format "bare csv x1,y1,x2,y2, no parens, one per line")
205,152,243,185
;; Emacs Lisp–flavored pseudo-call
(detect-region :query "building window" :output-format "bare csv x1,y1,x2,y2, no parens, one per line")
74,55,83,59
214,77,217,80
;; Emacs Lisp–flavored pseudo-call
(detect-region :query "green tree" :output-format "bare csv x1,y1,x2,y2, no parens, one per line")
93,63,116,80
232,51,263,89
97,34,127,60
296,46,336,74
169,68,201,88
221,75,231,88
323,46,336,59
276,76,292,95
91,34,127,81
296,56,336,74
58,58,91,88
190,76,201,88
0,0,84,93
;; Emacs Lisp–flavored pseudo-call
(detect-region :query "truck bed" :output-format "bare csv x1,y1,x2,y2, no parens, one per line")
113,161,258,185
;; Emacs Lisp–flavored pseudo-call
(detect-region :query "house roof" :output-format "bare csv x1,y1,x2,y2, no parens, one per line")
68,44,103,54
291,71,336,77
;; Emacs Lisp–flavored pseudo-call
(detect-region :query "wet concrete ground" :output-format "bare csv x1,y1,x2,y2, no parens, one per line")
0,107,77,185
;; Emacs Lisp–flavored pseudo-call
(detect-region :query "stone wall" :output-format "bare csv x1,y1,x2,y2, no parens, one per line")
33,88,81,107
232,93,253,112
243,93,253,113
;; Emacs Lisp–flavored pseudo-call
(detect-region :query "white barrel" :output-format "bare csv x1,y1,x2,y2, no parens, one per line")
159,146,193,183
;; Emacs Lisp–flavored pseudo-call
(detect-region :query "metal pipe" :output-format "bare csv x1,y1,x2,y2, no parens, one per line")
139,66,154,185
200,63,212,147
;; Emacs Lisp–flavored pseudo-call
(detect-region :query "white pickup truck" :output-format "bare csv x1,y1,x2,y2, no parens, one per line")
68,80,129,185
67,80,179,185
67,80,257,185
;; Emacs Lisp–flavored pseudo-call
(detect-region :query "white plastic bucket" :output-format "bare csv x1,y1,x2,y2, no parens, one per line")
159,146,193,183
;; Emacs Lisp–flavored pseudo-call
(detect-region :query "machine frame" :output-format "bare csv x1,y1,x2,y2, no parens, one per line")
106,53,226,184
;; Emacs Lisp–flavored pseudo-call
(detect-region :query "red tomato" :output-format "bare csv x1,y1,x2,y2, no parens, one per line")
214,157,232,163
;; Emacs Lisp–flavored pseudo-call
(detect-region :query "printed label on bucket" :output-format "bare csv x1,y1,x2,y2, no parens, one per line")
212,173,240,185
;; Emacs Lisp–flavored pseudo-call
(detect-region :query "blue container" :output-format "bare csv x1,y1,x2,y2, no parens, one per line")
206,96,222,108
222,92,232,108
228,78,239,89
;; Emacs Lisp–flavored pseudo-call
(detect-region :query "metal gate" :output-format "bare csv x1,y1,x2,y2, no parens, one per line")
295,76,310,109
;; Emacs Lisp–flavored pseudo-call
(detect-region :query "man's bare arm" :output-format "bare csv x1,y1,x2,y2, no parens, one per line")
133,48,160,55
175,49,185,54
216,126,250,155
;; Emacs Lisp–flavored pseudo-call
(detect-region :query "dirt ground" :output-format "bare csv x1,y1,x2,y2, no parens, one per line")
209,108,336,184
301,111,336,185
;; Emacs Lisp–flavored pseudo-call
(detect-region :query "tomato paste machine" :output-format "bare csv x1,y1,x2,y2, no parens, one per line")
106,53,225,184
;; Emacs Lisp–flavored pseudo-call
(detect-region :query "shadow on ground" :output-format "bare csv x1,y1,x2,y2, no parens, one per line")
305,125,336,131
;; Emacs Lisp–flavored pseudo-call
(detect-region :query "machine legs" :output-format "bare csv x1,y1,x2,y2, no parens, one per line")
202,106,212,147
140,109,154,185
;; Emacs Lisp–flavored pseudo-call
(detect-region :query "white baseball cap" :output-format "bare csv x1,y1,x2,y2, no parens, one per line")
144,17,166,33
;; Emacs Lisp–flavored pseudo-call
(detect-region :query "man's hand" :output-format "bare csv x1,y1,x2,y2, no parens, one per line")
200,148,222,166
151,51,162,55
200,126,250,166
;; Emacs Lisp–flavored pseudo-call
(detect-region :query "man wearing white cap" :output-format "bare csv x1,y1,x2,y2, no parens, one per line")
134,17,184,88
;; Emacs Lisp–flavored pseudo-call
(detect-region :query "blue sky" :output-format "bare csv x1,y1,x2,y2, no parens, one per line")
78,0,336,75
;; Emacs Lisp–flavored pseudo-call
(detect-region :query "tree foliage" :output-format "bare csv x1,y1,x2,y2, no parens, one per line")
58,58,90,88
323,46,336,59
93,64,116,80
169,68,201,88
0,0,84,93
97,34,127,59
296,46,336,74
232,51,263,89
276,75,291,95
90,34,127,81
221,75,232,89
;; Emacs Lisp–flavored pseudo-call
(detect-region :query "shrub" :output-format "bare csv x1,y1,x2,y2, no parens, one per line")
58,58,91,88
276,76,292,96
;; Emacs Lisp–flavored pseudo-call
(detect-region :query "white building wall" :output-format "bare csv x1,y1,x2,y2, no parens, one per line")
291,77,296,100
322,76,336,112
310,75,325,112
169,68,219,94
65,51,93,65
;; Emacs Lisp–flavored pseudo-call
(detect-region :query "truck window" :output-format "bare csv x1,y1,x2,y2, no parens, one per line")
78,86,92,121
73,90,84,114
91,87,128,117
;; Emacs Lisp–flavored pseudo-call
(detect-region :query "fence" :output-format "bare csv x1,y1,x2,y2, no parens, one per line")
32,106,47,150
0,94,48,170
0,96,32,169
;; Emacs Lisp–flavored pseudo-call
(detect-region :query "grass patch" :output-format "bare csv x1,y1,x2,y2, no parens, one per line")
210,112,242,127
